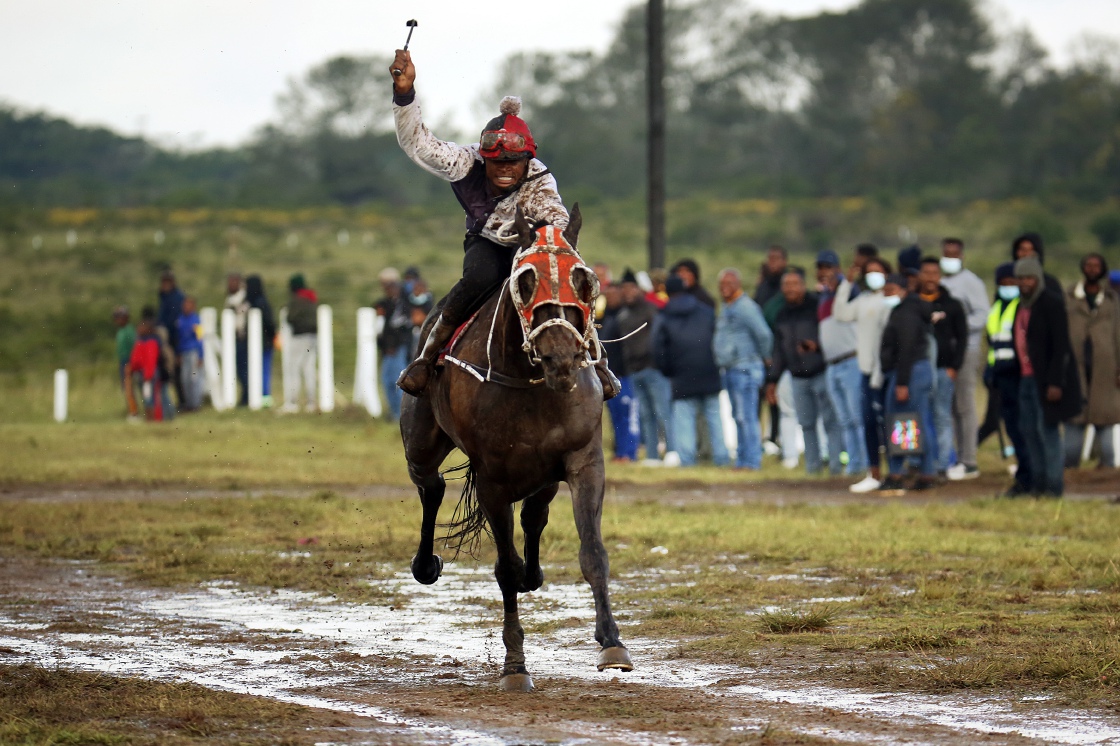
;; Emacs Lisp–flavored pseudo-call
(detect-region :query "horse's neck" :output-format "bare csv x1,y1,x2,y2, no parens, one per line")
479,284,536,376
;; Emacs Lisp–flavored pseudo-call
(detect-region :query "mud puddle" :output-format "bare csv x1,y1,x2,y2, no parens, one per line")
2,558,1119,745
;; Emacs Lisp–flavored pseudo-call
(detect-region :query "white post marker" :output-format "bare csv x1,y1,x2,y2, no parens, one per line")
1081,424,1096,464
221,308,237,411
200,307,223,409
53,369,68,423
279,307,292,409
719,389,737,453
248,308,263,410
317,304,335,413
353,308,382,417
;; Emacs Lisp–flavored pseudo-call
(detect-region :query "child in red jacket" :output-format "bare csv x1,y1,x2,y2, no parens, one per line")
128,307,176,421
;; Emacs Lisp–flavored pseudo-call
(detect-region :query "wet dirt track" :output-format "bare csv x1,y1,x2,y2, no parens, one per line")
3,555,1120,745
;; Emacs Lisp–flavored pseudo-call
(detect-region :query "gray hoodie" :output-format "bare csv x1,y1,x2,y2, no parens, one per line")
941,268,990,350
832,278,890,387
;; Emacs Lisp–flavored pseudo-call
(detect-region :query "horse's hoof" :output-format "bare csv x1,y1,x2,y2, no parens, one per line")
518,566,544,593
410,554,443,585
597,646,634,672
499,673,534,692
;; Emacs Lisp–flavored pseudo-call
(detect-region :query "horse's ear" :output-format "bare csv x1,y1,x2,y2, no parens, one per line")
563,203,581,248
514,206,534,249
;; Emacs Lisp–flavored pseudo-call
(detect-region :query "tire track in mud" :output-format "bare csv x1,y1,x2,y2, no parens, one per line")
2,557,1119,746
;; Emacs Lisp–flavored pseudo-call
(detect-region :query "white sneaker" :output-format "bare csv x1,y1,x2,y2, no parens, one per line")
947,463,980,481
662,451,682,468
762,440,782,457
781,457,800,470
849,475,881,493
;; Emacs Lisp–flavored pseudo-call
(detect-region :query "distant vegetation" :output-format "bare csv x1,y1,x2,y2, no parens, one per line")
2,0,1119,209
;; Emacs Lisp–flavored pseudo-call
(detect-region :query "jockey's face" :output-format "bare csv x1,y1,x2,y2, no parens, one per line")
484,156,529,193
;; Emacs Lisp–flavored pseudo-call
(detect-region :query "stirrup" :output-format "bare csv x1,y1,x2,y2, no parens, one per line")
397,358,433,396
595,362,621,401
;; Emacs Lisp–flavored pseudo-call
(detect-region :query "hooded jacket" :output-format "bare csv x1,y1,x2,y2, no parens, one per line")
617,295,658,374
287,287,319,336
1066,261,1120,427
1010,232,1064,299
651,293,722,399
671,259,717,308
925,285,968,370
767,292,825,382
1015,258,1082,425
880,294,932,386
245,275,277,352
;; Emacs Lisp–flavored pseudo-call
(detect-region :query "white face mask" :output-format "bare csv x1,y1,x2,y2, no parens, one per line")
940,257,963,275
883,295,902,309
998,285,1020,301
864,271,886,291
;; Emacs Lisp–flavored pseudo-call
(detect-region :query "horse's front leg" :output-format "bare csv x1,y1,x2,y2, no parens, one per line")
483,492,534,691
519,483,559,593
401,394,453,585
565,445,633,672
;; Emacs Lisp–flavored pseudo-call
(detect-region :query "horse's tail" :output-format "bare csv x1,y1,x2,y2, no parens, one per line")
438,461,491,560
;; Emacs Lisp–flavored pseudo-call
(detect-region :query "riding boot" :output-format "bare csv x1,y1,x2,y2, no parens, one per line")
397,314,458,396
594,358,621,401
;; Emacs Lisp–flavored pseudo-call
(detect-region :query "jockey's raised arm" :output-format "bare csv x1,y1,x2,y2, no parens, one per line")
389,50,614,400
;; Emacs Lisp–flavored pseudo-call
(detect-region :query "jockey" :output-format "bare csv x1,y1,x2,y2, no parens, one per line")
390,49,619,399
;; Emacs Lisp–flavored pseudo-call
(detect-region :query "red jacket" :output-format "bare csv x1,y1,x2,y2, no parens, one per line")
128,336,161,381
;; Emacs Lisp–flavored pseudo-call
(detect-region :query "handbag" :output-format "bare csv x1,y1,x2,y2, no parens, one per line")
886,410,925,457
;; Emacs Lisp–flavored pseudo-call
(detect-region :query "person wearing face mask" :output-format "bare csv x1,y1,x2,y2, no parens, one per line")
1064,253,1120,469
980,263,1033,496
834,255,894,492
878,274,937,491
939,238,990,481
1013,257,1081,497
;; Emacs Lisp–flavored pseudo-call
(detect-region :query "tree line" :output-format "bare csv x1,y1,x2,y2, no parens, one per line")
2,0,1118,209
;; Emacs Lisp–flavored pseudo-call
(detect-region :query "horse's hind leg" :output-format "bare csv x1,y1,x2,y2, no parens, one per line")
483,493,533,691
565,446,633,672
400,394,454,585
519,483,559,593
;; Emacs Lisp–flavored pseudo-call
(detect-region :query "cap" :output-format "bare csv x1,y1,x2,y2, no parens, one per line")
885,273,906,287
665,275,687,295
378,267,401,284
620,268,638,285
994,262,1015,284
815,249,840,267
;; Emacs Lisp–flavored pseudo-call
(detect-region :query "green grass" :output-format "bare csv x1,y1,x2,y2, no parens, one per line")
2,492,1118,705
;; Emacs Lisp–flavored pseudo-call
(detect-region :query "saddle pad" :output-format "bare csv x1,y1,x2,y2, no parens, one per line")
437,308,482,364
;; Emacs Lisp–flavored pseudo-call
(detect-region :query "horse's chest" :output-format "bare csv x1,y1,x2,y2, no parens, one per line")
444,393,597,458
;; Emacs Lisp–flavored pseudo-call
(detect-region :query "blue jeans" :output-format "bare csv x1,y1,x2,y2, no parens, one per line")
886,359,935,477
631,367,673,459
1065,423,1118,469
862,374,886,474
671,395,730,466
932,367,955,472
826,356,867,474
725,364,765,469
994,374,1032,490
606,376,639,460
1018,377,1064,496
791,373,844,474
381,347,408,421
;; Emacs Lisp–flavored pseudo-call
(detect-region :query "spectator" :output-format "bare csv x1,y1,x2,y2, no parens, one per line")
898,245,922,293
245,275,277,407
714,267,773,470
834,256,893,492
129,306,175,422
618,269,673,464
281,274,319,414
175,296,205,412
940,238,990,481
1011,233,1064,298
645,268,669,309
157,270,186,407
224,272,250,407
918,257,968,478
765,270,844,475
671,258,717,308
375,267,412,421
652,275,729,467
754,245,788,308
1065,253,1120,469
408,289,435,360
602,281,639,462
879,274,936,491
113,305,139,420
817,249,866,476
982,263,1034,497
1014,257,1081,496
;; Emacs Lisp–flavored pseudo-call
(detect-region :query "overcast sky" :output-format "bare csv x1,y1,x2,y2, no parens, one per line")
1,0,1117,149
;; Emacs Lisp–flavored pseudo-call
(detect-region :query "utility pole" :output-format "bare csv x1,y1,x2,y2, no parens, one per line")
647,0,666,271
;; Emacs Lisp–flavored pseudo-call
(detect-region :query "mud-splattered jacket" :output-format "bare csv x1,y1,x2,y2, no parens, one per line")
393,91,568,246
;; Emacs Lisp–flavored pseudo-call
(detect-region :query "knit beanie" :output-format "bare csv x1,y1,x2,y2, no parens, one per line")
1013,257,1045,307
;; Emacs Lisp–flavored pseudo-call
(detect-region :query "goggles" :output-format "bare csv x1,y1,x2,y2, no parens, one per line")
480,130,529,154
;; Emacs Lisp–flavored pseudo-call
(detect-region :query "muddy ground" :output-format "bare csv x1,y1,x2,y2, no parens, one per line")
3,478,1120,744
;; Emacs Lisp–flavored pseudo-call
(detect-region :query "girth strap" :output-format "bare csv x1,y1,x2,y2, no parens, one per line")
443,355,543,389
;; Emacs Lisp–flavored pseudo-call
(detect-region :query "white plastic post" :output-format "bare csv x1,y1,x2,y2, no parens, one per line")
53,369,68,422
353,308,382,417
279,307,292,408
199,307,221,408
221,308,237,410
1081,424,1096,464
317,305,335,413
247,308,263,410
718,389,737,452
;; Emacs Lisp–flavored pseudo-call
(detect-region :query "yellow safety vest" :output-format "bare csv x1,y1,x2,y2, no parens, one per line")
986,298,1018,366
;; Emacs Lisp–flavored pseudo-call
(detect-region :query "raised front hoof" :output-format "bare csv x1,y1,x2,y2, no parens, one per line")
597,646,634,672
518,566,544,594
410,554,443,585
499,673,534,692
397,361,431,397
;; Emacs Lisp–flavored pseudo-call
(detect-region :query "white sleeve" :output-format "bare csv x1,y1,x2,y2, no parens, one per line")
833,279,858,322
394,97,477,182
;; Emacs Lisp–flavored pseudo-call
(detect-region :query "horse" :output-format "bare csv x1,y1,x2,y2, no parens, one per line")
399,205,633,692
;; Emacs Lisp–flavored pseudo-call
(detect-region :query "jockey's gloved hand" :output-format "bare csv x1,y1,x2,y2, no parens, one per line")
391,50,416,95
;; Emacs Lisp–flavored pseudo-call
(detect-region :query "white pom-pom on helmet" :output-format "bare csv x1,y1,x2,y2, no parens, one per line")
480,95,536,161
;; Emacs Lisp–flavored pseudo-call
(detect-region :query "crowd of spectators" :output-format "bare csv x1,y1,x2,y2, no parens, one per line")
589,237,1120,496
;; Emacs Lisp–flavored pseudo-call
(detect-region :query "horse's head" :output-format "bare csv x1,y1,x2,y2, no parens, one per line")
509,205,598,392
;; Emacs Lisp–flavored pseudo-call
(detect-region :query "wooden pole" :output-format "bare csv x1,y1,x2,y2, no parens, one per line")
647,0,667,271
